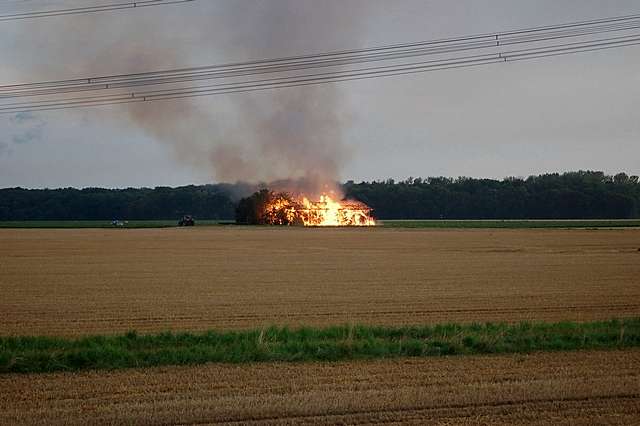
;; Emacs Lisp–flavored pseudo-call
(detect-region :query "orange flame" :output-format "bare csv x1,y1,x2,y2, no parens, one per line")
264,194,375,226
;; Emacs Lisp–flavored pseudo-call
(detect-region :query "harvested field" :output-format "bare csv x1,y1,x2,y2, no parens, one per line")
1,228,639,336
1,349,639,425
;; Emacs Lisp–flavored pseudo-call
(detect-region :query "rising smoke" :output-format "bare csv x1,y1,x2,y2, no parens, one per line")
110,1,364,196
155,0,358,194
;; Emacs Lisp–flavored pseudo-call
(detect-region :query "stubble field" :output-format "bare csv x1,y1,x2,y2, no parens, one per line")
2,349,639,425
1,227,639,336
2,227,640,424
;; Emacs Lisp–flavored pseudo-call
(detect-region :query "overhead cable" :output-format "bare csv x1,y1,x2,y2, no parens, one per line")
0,0,196,22
1,12,639,114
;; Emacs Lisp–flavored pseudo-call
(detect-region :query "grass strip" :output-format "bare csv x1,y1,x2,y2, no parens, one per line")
2,220,639,229
0,220,227,229
380,220,640,229
1,318,638,374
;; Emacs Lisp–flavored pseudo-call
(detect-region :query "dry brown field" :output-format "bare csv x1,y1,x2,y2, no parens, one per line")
1,349,638,425
1,227,639,336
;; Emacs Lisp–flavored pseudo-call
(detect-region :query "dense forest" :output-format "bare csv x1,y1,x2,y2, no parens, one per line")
344,171,640,220
0,185,239,220
1,171,638,220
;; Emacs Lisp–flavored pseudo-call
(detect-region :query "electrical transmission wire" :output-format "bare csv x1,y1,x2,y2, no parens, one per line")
3,36,638,114
0,0,196,21
1,12,639,114
3,12,640,96
2,18,640,100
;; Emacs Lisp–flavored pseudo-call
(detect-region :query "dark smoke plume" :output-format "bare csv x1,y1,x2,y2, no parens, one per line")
39,0,365,196
161,2,361,197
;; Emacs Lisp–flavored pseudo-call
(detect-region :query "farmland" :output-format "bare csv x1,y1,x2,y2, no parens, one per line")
2,349,639,425
1,227,639,336
2,226,640,423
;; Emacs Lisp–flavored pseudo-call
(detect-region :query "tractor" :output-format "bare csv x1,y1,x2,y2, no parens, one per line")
178,215,195,226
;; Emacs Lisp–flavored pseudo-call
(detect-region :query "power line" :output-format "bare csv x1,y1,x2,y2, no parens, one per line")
3,12,640,92
2,16,640,102
2,34,638,114
0,0,196,22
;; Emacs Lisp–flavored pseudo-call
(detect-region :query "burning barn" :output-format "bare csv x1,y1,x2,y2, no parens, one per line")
236,189,375,226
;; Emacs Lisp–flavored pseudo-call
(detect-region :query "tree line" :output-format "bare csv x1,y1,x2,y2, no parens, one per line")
1,171,638,220
0,185,238,220
345,171,640,219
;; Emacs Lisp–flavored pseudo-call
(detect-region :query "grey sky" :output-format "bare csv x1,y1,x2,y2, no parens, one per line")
1,0,639,188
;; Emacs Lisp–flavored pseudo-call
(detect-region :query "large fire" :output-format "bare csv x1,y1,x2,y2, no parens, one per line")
264,193,375,226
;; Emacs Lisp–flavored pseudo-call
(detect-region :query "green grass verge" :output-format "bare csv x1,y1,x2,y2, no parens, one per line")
1,318,638,374
380,220,640,229
0,220,229,229
2,219,639,229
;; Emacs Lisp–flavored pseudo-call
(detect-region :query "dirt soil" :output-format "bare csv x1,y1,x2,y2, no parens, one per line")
1,227,639,336
1,349,638,425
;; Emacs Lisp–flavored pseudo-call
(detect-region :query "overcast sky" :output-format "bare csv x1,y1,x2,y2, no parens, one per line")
1,0,639,188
